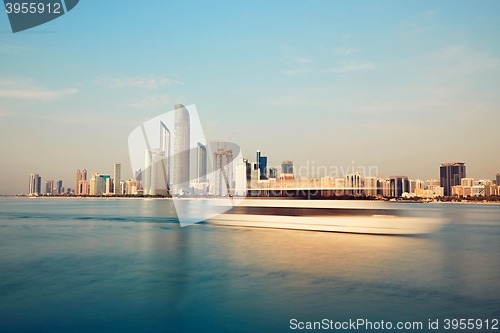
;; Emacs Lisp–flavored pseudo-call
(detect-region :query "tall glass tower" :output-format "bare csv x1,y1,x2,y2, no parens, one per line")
173,104,190,194
160,121,171,191
440,162,466,196
113,164,121,195
197,142,207,183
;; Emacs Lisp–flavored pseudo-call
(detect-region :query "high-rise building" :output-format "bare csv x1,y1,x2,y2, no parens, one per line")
345,173,362,195
425,179,440,189
197,142,207,183
45,180,54,195
461,178,475,187
160,121,171,190
243,158,251,181
173,104,190,194
90,172,103,196
268,167,278,179
75,169,87,195
113,163,121,195
281,160,294,179
213,145,234,196
57,180,63,195
126,179,138,195
440,162,466,196
235,158,247,196
250,162,260,196
390,176,409,197
256,150,268,180
29,174,41,196
143,120,171,196
495,173,500,186
100,175,110,194
144,148,165,195
408,179,423,194
105,177,113,195
364,177,378,197
75,169,81,195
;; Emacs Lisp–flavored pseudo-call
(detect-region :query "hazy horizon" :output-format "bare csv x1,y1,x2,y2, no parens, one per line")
1,1,500,194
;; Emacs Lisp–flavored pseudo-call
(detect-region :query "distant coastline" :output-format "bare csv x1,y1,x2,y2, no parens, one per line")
4,195,500,205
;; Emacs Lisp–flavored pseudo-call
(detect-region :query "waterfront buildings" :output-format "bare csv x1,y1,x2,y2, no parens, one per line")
390,176,409,197
235,158,247,196
75,169,88,195
160,121,171,190
256,150,268,180
75,169,81,195
113,164,121,195
268,167,278,179
142,120,171,196
89,173,103,196
28,174,41,196
173,104,190,194
440,162,466,196
143,148,165,195
197,142,207,183
461,178,475,187
45,180,54,195
281,160,294,179
345,173,362,195
213,144,234,196
364,177,378,197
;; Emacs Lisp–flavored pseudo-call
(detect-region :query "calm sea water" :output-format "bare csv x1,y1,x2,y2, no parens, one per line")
0,197,499,332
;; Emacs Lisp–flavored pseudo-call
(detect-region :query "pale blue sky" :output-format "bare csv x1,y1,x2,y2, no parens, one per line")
1,1,499,194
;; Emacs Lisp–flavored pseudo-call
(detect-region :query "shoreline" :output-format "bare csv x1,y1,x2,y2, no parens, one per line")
2,195,500,205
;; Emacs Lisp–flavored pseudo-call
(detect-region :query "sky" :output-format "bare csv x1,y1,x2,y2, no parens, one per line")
0,0,499,194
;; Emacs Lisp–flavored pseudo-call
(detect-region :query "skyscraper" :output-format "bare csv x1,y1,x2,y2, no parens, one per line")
281,160,294,179
75,169,81,195
160,121,171,190
173,104,190,194
113,163,121,195
75,169,87,195
197,142,207,182
57,180,63,195
256,150,267,180
143,120,171,196
390,176,409,197
144,148,165,195
90,172,103,196
268,167,278,179
496,173,500,186
235,158,247,196
213,145,233,196
364,177,378,197
440,162,466,196
29,174,41,196
46,180,54,195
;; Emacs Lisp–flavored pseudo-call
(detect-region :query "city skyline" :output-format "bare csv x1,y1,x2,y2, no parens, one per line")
1,1,500,194
24,155,500,199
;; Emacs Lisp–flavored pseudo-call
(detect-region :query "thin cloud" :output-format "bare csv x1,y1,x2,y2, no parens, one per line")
0,88,77,100
427,44,500,73
0,77,77,100
287,56,312,65
333,47,359,57
328,61,374,73
96,76,183,89
125,95,170,108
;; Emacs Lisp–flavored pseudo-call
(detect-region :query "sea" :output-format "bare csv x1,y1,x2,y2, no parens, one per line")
0,197,499,332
